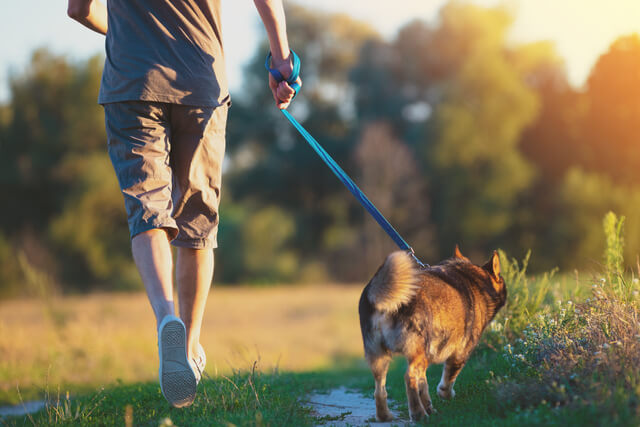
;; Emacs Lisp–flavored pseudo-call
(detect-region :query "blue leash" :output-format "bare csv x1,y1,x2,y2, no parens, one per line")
265,51,426,268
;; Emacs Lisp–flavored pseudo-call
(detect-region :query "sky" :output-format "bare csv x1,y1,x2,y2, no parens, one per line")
1,0,640,102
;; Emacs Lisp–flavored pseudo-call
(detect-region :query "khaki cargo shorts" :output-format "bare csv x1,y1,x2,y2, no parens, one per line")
104,101,227,249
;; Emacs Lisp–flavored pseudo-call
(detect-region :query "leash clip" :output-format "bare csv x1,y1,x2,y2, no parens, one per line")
407,247,429,269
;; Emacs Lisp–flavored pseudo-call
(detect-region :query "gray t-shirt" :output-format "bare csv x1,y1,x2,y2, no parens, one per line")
98,0,229,107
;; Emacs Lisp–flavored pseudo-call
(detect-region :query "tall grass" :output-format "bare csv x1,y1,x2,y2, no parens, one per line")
497,250,556,338
494,212,640,423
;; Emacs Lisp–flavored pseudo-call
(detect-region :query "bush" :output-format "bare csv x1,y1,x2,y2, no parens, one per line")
494,212,640,421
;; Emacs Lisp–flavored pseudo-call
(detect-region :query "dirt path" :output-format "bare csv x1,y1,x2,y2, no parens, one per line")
308,387,408,426
0,400,45,417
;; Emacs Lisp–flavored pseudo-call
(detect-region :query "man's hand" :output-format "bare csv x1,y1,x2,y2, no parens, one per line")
268,55,302,110
254,0,300,109
67,0,108,35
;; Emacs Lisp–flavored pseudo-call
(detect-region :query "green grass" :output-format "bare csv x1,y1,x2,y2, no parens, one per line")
5,345,636,426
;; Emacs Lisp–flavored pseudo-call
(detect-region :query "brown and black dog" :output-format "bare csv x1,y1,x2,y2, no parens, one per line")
358,247,507,421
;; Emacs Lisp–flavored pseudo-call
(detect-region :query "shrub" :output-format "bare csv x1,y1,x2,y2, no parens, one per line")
494,212,640,422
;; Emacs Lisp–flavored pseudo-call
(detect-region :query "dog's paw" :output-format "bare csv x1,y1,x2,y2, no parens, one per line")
437,385,455,400
376,410,393,422
410,408,428,422
425,403,437,415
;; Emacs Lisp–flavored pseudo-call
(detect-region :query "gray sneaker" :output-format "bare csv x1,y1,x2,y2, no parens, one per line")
158,315,197,408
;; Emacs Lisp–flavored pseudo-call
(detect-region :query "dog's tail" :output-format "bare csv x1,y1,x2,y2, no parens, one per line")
367,251,420,313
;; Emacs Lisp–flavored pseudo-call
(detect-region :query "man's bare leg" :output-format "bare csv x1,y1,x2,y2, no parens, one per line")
176,247,214,361
131,229,175,325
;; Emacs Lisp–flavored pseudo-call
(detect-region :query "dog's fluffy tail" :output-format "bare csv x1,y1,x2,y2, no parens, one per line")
368,251,420,313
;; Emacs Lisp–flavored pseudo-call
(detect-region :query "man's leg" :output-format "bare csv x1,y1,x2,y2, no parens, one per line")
131,228,175,325
104,101,197,407
176,247,214,361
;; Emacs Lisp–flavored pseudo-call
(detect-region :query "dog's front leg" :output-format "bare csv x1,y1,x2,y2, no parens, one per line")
367,353,393,421
405,354,428,421
438,357,466,400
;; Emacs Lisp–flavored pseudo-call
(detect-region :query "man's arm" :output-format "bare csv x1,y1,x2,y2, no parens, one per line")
67,0,108,35
253,0,301,109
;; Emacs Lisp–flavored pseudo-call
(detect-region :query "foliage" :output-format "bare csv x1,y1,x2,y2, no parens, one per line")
582,34,640,185
0,232,23,298
0,49,131,292
489,250,556,344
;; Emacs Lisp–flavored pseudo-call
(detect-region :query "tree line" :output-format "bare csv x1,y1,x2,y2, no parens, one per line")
1,2,640,295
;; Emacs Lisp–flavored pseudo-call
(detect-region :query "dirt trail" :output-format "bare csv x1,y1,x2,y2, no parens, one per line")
308,387,408,426
0,400,45,417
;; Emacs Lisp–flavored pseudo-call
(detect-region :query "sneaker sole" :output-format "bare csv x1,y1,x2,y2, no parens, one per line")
158,317,197,408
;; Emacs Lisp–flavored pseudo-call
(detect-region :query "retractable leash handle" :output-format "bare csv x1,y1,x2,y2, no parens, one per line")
265,51,428,269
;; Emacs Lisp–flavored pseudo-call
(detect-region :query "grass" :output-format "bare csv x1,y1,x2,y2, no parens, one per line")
1,213,639,425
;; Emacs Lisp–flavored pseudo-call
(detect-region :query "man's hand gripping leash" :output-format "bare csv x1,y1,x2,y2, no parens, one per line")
265,51,302,109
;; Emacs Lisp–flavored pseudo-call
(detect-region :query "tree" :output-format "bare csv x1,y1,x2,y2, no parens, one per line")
353,122,433,272
351,3,541,258
0,49,135,291
581,34,640,185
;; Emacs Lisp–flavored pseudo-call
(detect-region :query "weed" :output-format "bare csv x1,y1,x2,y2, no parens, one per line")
485,250,557,347
45,387,106,424
603,211,625,293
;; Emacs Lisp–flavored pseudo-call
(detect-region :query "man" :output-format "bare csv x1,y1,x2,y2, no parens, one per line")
67,0,300,407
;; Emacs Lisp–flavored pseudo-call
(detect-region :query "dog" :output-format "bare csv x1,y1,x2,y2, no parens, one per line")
358,246,507,421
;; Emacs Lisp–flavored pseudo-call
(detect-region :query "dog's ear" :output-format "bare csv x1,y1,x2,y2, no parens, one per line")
454,244,468,260
483,251,501,279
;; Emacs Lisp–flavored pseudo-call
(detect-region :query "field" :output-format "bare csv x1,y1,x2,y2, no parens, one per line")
1,237,639,425
0,284,364,405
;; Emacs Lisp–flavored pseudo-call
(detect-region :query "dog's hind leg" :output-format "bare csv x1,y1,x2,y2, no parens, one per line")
405,352,429,421
418,365,436,415
367,352,393,422
437,357,466,400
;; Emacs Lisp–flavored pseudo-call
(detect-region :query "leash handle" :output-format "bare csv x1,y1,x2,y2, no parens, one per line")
265,50,302,95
